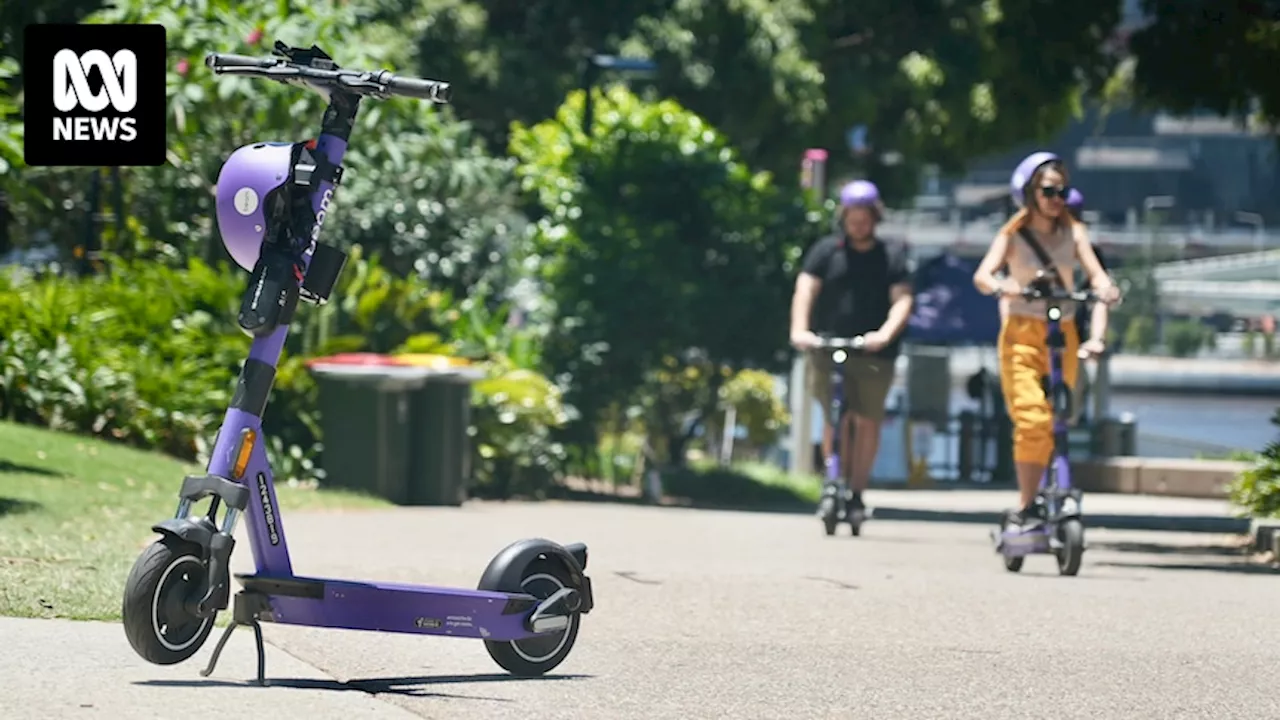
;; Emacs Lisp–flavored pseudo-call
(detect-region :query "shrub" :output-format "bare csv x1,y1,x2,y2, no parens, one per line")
717,369,790,451
1123,315,1157,353
1229,441,1280,519
0,252,567,497
1165,320,1207,358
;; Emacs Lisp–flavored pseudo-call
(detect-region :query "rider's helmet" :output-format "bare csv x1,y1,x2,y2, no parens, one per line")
1009,151,1066,210
214,141,298,272
838,179,883,220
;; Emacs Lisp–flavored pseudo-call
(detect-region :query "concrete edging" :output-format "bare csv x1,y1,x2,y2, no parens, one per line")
1070,457,1248,500
1250,519,1280,555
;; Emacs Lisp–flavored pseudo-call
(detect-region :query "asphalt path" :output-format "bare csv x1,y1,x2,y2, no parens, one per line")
3,490,1276,719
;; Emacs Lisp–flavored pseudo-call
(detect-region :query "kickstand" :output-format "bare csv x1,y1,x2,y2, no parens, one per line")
199,591,270,686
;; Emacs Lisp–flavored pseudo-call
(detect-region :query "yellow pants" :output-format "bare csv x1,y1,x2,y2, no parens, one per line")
998,315,1079,464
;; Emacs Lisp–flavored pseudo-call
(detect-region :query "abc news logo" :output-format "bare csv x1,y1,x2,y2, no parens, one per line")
24,23,166,167
53,49,140,143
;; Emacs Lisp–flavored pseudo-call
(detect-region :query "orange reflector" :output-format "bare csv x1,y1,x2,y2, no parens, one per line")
233,428,256,479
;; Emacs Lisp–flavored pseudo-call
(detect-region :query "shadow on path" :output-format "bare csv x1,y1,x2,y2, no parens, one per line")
1093,559,1277,576
1089,539,1249,557
543,485,1249,535
867,506,1250,535
136,672,591,701
0,459,62,477
0,497,42,518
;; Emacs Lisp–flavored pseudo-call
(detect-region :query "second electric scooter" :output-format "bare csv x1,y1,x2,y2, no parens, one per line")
814,335,867,537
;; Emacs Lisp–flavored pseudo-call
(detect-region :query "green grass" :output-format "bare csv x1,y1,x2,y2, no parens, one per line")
662,460,823,507
0,421,389,621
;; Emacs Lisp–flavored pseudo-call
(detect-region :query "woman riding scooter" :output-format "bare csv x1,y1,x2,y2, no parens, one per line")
970,153,1121,530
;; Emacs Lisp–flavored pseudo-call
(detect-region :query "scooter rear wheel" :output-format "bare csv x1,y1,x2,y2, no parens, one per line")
122,535,216,665
997,517,1023,572
1056,519,1085,576
482,558,581,676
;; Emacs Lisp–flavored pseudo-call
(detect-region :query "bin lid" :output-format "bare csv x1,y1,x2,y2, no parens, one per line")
305,353,399,367
393,353,475,369
307,352,485,384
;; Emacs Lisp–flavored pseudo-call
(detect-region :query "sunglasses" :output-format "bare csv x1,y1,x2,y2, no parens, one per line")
1038,184,1071,200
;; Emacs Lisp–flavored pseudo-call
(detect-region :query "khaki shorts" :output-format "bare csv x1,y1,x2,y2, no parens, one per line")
806,350,894,422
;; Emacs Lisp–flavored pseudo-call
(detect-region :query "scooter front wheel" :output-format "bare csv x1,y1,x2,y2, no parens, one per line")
122,535,216,665
1056,518,1085,576
818,496,838,536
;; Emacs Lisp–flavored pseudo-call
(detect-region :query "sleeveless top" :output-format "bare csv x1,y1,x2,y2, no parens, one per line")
1002,223,1079,320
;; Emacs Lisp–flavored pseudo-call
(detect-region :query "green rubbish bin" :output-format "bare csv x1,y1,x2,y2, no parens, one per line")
307,354,484,506
408,373,477,505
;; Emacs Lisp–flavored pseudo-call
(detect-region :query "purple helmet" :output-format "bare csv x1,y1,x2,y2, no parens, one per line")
1066,187,1084,211
838,179,883,219
839,179,881,207
1009,151,1064,209
215,141,297,271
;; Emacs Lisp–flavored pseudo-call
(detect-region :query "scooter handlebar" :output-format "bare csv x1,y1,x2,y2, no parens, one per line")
204,52,452,104
813,336,866,350
206,53,278,70
377,72,452,103
1018,287,1098,303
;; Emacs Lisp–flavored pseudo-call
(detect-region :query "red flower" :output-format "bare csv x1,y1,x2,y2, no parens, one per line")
246,28,263,45
176,58,190,76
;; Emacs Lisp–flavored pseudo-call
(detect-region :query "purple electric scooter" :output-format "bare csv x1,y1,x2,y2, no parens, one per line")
121,42,593,685
813,335,867,537
992,272,1099,576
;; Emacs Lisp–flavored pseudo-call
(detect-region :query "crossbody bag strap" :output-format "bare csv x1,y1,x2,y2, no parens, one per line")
1016,226,1064,287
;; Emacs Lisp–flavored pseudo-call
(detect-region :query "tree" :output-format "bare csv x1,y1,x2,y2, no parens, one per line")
510,86,824,465
1127,1,1280,128
361,0,1123,204
9,0,526,307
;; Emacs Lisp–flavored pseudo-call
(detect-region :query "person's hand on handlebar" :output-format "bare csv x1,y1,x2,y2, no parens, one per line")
1093,282,1122,306
860,329,891,352
993,278,1023,298
790,330,822,350
1079,337,1107,358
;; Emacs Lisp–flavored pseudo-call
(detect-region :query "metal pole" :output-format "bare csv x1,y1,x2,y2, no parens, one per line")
1236,211,1264,253
1092,352,1112,421
788,353,813,476
721,404,737,466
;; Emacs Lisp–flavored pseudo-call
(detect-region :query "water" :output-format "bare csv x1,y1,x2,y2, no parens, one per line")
793,386,1274,481
1108,391,1276,455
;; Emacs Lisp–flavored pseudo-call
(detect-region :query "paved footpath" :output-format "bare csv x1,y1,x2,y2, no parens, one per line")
2,489,1277,720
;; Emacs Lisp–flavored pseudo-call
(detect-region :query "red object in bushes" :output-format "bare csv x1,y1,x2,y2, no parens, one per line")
304,353,397,368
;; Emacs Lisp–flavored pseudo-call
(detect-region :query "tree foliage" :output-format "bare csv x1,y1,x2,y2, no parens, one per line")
366,0,1124,204
510,86,823,461
11,0,525,307
1128,1,1280,127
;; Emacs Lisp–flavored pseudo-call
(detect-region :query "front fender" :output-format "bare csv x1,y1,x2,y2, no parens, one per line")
152,516,216,554
478,538,593,614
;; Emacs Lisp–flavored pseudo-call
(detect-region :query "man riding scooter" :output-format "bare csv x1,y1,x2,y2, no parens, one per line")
789,180,914,518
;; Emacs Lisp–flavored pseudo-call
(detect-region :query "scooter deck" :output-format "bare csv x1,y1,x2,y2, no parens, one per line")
233,572,544,641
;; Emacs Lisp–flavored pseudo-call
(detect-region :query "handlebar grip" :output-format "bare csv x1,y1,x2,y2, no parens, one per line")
381,73,452,103
206,53,278,70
